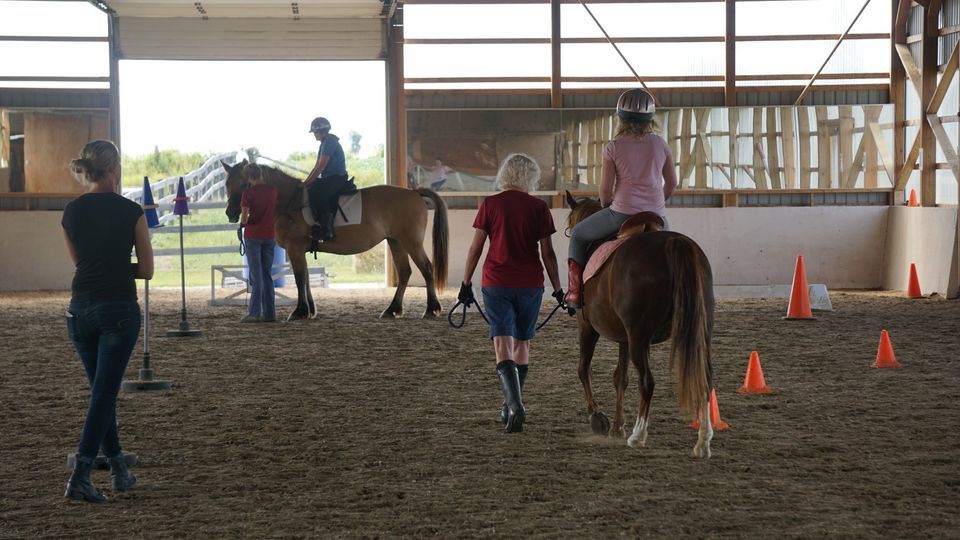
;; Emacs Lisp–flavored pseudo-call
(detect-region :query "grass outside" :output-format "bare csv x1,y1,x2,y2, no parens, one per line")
148,208,385,287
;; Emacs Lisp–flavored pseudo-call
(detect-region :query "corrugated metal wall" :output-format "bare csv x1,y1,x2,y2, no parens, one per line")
0,90,110,109
116,17,385,60
407,88,888,109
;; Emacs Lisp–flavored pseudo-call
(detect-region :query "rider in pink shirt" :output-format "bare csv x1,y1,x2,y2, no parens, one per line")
565,88,678,309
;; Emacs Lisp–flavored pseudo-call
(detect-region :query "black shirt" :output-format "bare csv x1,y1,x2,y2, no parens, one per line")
61,192,143,303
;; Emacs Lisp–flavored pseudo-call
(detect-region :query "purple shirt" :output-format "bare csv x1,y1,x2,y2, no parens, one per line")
602,134,671,217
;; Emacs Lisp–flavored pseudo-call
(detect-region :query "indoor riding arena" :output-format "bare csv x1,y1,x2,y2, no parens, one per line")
1,1,959,538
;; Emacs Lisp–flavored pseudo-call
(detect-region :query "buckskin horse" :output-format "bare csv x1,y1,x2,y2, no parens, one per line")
565,192,716,458
222,160,448,320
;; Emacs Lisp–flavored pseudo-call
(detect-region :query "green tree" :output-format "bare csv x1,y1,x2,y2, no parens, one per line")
349,131,362,155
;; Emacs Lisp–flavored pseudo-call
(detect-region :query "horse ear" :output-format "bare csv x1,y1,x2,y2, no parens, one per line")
241,158,249,166
220,159,232,173
565,190,578,209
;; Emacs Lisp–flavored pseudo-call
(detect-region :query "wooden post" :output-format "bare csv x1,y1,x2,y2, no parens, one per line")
551,0,562,108
891,0,907,199
780,108,797,189
667,109,681,185
693,109,708,188
752,107,768,189
680,109,693,186
921,1,939,206
797,108,812,188
728,108,740,188
108,15,121,158
838,106,854,186
725,0,736,107
816,108,832,188
864,106,880,188
765,107,781,189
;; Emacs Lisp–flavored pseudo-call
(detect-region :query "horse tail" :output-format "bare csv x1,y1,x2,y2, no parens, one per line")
665,234,713,419
416,188,449,292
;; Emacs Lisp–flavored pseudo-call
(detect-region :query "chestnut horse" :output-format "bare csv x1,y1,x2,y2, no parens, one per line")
222,160,448,320
566,192,716,458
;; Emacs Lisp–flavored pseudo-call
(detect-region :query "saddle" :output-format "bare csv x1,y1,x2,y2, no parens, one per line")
583,211,665,283
305,176,358,223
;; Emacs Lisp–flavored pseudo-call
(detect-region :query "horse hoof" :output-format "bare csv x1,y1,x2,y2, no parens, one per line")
691,444,711,459
379,309,401,319
609,427,626,439
421,310,440,319
589,412,610,435
286,311,309,321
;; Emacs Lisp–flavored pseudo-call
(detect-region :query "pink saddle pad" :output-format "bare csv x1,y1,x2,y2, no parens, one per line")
584,237,628,283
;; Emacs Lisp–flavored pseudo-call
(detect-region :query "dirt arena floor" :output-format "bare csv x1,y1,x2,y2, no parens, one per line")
0,287,957,538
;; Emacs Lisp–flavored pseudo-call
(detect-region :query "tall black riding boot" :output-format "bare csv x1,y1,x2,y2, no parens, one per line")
107,455,137,492
64,455,107,503
496,360,526,433
501,364,528,425
321,211,335,241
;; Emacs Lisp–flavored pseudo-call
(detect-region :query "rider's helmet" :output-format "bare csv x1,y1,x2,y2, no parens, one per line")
309,117,331,133
616,88,656,122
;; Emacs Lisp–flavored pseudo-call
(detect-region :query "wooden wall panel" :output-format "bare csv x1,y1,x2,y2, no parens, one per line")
24,112,109,194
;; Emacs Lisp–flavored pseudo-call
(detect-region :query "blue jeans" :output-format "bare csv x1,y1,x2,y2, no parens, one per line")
481,286,544,340
245,238,276,319
66,300,141,460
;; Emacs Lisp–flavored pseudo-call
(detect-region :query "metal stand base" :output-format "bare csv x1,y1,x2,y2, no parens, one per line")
122,368,172,391
166,320,202,337
67,451,138,470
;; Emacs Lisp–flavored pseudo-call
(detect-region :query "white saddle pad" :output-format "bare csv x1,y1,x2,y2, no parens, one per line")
302,189,362,228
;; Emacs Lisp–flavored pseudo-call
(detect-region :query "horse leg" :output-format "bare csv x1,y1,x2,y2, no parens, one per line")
692,391,714,459
407,243,442,319
287,251,311,321
305,273,317,319
610,343,629,438
380,238,412,319
627,336,655,449
577,321,608,434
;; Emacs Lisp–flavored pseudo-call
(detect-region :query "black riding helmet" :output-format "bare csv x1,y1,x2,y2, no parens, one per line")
616,88,656,123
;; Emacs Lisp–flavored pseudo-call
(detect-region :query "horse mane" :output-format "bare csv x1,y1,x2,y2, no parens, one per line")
259,164,305,188
567,196,602,230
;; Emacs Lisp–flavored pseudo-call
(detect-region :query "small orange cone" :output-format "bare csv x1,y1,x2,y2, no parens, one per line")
907,263,922,298
871,330,902,369
737,351,772,394
688,389,730,431
784,255,815,320
908,189,919,207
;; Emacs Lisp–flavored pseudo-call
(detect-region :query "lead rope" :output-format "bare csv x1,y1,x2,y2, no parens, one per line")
447,300,564,331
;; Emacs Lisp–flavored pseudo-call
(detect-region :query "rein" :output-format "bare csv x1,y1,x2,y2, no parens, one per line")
447,299,565,332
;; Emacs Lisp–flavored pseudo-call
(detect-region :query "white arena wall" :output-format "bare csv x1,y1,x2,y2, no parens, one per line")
1,207,957,298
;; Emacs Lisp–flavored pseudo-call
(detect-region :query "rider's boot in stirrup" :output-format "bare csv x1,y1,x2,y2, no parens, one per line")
564,258,584,309
496,360,525,433
321,212,335,241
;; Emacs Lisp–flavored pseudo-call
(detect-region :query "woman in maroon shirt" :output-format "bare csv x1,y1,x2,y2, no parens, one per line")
460,153,564,433
240,164,278,323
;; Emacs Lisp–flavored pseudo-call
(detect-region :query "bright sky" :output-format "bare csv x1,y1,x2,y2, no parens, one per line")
1,0,890,159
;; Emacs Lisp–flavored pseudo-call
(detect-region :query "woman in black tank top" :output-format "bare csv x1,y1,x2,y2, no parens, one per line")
61,140,153,503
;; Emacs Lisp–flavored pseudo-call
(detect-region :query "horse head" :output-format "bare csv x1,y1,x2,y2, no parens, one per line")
221,158,250,223
565,190,602,233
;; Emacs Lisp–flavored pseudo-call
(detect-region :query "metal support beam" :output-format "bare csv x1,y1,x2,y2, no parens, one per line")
579,1,657,104
108,14,120,157
921,0,939,205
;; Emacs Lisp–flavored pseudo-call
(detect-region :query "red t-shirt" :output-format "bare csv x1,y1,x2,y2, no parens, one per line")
240,183,277,240
473,190,556,288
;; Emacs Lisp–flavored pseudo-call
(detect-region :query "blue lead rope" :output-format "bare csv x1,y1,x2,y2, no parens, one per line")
447,300,564,331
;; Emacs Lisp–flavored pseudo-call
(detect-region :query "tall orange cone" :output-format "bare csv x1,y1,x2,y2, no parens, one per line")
737,351,772,394
688,389,730,431
784,255,815,320
908,189,919,207
871,330,902,368
907,263,922,298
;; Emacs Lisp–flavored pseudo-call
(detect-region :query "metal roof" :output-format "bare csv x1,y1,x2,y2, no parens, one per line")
101,1,386,19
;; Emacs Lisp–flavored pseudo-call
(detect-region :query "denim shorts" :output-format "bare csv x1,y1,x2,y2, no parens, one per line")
481,286,544,340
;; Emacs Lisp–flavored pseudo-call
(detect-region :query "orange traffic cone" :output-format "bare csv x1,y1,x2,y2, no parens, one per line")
737,351,772,394
688,389,730,431
908,189,919,207
871,329,902,369
784,255,815,320
907,263,922,298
